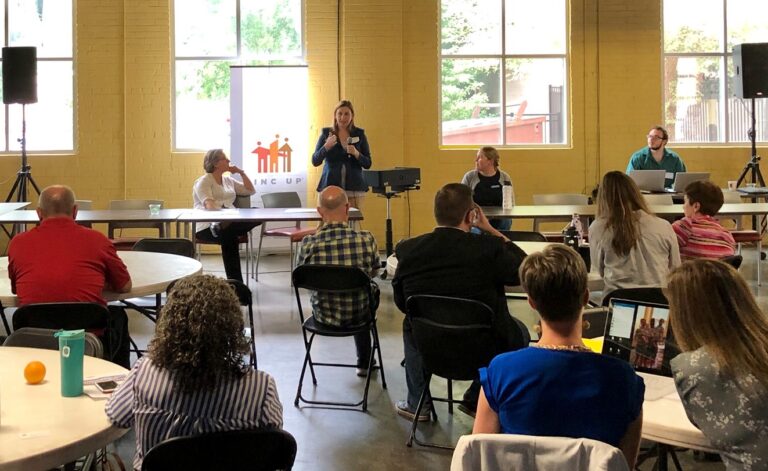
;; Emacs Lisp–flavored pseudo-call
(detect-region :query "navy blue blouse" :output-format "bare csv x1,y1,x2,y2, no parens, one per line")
312,127,372,192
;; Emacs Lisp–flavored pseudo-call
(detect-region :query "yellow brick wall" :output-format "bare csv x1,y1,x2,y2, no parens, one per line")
0,0,763,248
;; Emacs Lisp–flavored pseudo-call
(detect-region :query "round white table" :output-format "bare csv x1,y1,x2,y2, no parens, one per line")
0,346,129,470
0,251,203,308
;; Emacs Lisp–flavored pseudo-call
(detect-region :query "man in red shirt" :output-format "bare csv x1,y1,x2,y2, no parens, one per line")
9,185,133,367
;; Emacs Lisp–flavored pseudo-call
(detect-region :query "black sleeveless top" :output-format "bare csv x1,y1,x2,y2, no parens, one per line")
473,171,504,206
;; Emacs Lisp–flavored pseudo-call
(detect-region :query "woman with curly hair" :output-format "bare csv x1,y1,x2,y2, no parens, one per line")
589,171,681,299
666,260,768,469
106,275,283,470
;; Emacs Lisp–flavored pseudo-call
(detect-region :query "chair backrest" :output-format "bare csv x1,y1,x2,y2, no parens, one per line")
450,433,630,471
12,302,110,331
721,254,743,269
133,238,196,258
500,230,547,242
532,194,589,206
141,429,297,471
108,199,165,236
643,194,674,206
405,295,499,381
234,195,252,209
601,287,668,307
722,190,742,204
3,327,104,358
262,192,302,209
226,279,253,307
75,200,93,210
292,265,374,322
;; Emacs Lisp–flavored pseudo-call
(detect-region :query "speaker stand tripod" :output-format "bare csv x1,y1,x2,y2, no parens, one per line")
734,97,767,260
3,104,40,239
736,98,765,188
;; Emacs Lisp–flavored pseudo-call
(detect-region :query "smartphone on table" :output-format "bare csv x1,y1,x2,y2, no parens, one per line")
95,380,119,394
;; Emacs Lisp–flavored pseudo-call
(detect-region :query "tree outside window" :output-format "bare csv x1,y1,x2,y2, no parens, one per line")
173,0,303,151
440,0,568,146
663,0,768,143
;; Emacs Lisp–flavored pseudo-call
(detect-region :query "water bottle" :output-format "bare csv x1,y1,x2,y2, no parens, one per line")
572,213,584,241
502,181,513,210
563,213,583,250
55,329,85,397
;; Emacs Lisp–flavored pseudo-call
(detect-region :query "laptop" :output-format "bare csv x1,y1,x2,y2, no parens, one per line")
602,298,681,400
668,172,710,193
629,170,666,193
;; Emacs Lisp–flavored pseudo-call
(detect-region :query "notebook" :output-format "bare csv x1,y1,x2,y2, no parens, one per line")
669,172,710,192
629,170,666,193
602,298,680,400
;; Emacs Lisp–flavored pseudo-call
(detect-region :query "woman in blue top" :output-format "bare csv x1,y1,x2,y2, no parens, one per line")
312,100,372,212
473,245,645,468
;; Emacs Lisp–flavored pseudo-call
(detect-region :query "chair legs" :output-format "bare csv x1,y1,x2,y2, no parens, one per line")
294,325,386,411
406,375,472,449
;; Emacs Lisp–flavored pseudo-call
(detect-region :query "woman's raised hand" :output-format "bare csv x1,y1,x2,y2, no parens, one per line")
324,133,338,150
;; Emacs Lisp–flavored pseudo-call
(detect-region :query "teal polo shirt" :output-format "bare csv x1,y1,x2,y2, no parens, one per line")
626,147,686,187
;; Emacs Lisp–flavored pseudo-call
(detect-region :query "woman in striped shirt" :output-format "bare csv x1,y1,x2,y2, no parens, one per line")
672,180,736,260
106,275,283,470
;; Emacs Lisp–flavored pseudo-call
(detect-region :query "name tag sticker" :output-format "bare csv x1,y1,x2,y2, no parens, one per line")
665,172,674,180
348,137,360,144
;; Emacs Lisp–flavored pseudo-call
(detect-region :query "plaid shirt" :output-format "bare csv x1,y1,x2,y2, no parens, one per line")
296,222,379,326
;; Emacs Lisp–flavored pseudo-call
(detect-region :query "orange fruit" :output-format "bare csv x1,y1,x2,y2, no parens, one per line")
24,361,46,384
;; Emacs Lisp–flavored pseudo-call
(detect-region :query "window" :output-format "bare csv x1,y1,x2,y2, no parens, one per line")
664,0,768,143
173,0,303,150
440,0,568,146
1,0,74,152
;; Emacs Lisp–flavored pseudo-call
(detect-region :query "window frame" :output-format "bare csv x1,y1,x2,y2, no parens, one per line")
1,0,75,154
171,0,306,152
439,0,570,148
662,0,768,145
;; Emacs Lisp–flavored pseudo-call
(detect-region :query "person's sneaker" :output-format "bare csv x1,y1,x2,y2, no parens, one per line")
209,223,221,238
395,400,431,422
457,402,477,418
355,358,377,377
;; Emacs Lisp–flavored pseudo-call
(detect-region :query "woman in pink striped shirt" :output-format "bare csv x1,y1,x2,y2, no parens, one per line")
672,180,735,260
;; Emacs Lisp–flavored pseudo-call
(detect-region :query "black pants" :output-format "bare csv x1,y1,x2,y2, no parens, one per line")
196,221,260,282
102,306,130,369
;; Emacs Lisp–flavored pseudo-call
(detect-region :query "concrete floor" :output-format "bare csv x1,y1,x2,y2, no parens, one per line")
109,249,755,470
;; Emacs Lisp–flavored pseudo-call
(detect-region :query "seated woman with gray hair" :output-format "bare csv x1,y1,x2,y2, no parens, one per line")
192,148,258,282
106,275,283,470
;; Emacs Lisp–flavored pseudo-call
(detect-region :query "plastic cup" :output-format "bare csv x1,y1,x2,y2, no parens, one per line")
728,181,737,191
148,203,161,215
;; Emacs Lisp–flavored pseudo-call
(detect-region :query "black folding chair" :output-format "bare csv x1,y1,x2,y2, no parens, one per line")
142,429,297,471
292,264,386,411
500,230,547,242
405,294,502,449
601,287,668,307
721,254,743,270
226,279,258,370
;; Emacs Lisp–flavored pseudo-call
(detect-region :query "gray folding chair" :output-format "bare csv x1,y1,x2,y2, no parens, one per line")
4,327,104,358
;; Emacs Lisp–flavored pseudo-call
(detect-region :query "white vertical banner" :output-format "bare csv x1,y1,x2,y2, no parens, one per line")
230,65,309,208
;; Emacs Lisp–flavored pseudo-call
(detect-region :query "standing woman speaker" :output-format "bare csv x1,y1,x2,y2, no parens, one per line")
312,100,372,213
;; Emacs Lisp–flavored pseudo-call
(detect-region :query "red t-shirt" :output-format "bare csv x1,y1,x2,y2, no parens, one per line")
8,217,131,306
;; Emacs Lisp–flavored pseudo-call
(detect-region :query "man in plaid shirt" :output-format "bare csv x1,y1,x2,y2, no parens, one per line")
296,185,380,376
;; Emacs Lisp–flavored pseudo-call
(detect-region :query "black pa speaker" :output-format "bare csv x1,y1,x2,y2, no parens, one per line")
2,47,38,105
733,43,768,99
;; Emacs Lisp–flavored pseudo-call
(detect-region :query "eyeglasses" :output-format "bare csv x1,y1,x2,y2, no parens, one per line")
647,135,665,141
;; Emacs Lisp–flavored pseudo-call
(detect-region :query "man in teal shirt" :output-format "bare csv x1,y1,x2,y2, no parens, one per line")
626,125,686,188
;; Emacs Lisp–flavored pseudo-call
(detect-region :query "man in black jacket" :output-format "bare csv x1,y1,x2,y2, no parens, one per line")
392,183,530,421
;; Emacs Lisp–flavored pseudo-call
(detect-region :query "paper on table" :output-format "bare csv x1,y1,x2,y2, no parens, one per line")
284,208,318,213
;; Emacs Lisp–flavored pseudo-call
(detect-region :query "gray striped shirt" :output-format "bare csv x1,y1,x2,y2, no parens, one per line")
105,357,283,470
